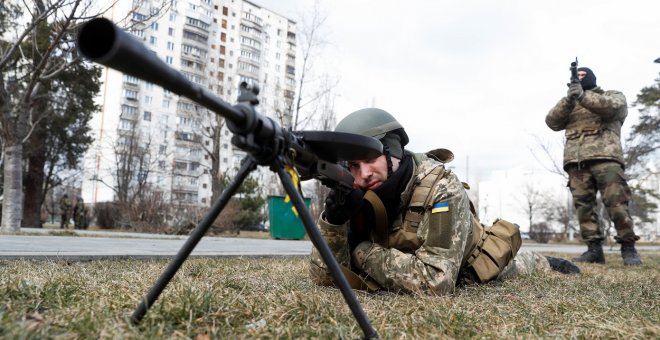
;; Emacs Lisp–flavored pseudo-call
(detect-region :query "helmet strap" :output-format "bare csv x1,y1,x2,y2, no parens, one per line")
383,144,394,177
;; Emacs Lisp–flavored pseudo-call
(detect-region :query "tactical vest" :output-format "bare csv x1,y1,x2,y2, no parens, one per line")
370,156,521,283
342,150,521,290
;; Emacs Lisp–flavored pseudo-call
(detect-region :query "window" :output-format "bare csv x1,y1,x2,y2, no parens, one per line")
149,36,157,45
123,89,138,100
183,30,208,43
222,6,228,15
239,36,261,48
165,56,173,64
151,22,159,30
132,12,146,21
144,96,152,105
143,111,152,121
175,161,187,170
222,19,227,28
119,119,133,130
162,99,170,108
167,42,175,50
121,104,138,115
185,16,210,31
168,27,174,36
124,75,140,85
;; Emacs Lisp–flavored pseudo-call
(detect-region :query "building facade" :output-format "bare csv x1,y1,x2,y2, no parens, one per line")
81,0,297,207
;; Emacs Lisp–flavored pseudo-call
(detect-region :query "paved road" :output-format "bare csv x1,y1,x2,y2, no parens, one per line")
1,228,658,261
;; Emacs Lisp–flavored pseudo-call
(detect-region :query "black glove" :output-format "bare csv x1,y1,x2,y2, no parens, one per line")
567,81,584,101
323,188,364,225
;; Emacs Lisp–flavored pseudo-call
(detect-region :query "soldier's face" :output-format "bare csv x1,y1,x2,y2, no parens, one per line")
578,71,587,80
347,155,400,191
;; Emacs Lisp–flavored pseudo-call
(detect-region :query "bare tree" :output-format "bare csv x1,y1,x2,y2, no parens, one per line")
517,181,542,232
0,0,170,232
92,119,169,228
291,1,338,131
530,134,567,180
540,191,576,240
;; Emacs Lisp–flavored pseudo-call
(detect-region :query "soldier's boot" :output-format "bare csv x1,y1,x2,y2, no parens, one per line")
545,256,581,274
621,242,642,266
572,240,605,264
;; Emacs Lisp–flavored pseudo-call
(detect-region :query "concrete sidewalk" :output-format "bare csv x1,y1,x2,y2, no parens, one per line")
1,228,312,261
1,228,658,261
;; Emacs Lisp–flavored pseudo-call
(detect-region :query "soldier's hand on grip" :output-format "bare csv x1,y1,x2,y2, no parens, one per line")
567,81,584,102
323,188,364,225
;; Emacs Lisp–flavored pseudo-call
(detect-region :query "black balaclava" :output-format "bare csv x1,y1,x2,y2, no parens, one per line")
347,153,413,252
578,67,597,90
380,131,404,176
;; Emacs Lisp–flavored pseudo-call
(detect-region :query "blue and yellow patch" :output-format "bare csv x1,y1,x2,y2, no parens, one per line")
431,202,449,213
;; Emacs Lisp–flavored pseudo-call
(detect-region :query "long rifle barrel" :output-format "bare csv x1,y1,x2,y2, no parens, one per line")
78,18,263,136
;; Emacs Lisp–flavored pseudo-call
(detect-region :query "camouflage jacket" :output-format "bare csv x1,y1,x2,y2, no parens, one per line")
309,152,474,295
545,87,627,169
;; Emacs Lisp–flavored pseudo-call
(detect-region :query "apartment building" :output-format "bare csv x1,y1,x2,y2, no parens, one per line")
81,0,297,206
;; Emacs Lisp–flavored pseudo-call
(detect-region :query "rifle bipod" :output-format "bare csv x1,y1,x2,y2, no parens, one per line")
130,156,378,338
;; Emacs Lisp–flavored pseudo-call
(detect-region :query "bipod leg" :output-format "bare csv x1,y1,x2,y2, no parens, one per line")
274,158,378,339
131,157,257,324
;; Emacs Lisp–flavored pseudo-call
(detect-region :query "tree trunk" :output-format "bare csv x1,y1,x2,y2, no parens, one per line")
1,143,24,231
210,115,222,203
23,131,47,228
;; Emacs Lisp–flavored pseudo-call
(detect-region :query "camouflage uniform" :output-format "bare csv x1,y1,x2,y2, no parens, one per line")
59,195,72,229
309,152,551,295
546,87,638,243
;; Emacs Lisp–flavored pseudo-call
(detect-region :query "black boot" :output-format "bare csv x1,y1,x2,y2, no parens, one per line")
545,256,581,274
621,242,642,266
573,240,605,264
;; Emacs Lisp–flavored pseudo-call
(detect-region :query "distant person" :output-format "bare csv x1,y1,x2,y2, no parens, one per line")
73,196,87,229
546,65,641,265
59,194,72,229
309,108,579,295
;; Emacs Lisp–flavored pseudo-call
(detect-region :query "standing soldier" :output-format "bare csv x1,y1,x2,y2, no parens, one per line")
546,64,641,265
59,194,72,229
73,196,86,229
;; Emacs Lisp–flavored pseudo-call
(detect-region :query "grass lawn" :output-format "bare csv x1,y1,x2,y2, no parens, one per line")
1,253,658,338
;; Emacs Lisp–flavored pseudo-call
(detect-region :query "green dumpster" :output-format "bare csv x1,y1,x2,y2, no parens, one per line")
267,195,311,240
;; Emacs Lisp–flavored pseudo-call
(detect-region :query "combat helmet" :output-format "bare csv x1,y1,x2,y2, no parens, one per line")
335,108,408,175
335,108,408,159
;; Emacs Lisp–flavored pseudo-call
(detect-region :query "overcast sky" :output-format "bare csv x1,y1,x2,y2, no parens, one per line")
254,0,660,183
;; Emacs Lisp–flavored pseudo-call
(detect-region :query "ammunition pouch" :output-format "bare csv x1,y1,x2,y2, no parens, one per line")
464,218,522,283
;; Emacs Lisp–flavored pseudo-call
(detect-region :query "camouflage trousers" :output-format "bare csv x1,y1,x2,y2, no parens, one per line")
497,251,551,280
566,160,638,243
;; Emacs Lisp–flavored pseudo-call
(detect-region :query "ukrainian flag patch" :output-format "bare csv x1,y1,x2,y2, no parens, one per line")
431,202,449,213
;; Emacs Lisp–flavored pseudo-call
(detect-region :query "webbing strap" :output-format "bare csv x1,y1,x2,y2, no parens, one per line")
403,165,445,229
364,190,389,248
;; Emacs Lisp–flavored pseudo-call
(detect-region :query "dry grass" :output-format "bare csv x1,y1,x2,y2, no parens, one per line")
1,253,658,339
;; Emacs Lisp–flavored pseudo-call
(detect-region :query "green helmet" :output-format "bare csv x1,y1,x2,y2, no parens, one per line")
335,108,409,158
